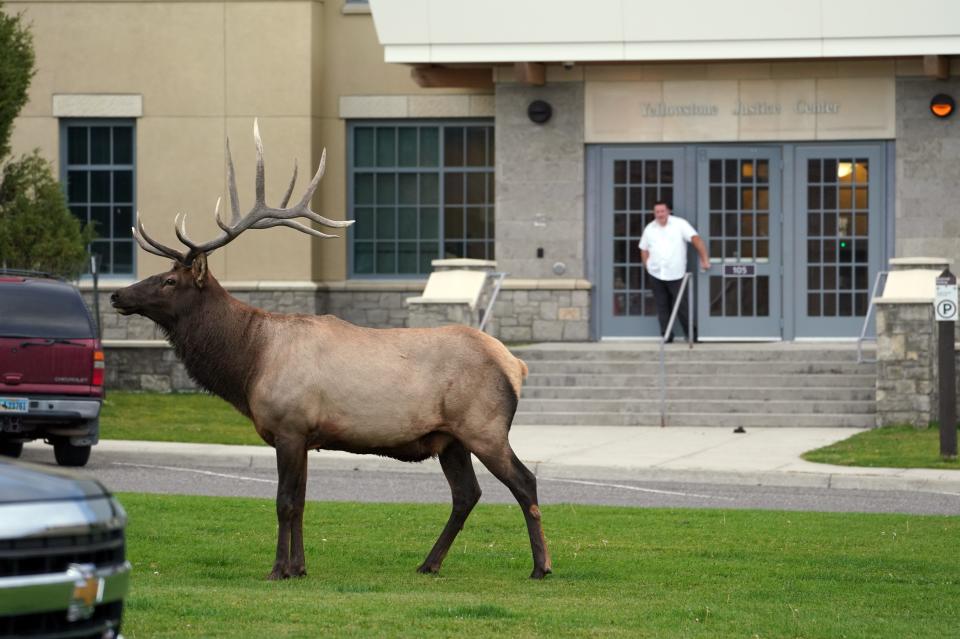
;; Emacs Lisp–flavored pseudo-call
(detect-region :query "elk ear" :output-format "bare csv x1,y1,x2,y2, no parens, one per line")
191,252,208,289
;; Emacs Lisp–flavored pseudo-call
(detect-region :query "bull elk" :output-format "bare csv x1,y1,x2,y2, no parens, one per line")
111,121,552,580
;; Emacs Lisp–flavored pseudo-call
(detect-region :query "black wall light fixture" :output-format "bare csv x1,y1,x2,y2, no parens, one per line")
930,93,955,118
528,100,553,124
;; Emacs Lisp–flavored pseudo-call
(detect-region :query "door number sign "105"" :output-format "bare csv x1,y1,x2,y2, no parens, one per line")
723,264,756,277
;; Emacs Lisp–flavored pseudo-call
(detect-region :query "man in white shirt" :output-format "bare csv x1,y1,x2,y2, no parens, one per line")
638,201,711,341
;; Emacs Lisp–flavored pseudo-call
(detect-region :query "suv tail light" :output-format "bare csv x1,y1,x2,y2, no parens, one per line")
92,350,105,387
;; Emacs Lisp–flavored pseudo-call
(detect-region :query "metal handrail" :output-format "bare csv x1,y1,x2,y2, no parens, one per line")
857,270,889,364
659,272,694,427
478,271,507,333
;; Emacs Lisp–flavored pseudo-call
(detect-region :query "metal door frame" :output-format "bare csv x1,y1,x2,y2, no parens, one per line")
696,146,784,340
595,146,688,338
792,143,888,338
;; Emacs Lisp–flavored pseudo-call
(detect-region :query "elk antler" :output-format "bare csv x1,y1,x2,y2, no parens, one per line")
133,119,353,265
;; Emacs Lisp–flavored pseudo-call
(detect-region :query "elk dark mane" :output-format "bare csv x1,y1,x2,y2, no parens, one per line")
162,280,265,417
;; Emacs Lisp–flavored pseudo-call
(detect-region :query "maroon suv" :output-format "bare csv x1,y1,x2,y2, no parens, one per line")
0,272,104,467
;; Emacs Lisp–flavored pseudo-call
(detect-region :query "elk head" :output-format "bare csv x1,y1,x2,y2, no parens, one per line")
111,120,352,325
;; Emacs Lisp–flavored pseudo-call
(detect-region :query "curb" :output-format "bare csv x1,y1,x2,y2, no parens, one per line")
85,440,960,496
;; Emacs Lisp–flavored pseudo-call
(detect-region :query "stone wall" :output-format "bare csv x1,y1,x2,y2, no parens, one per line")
321,290,415,329
495,81,585,280
491,287,590,342
876,302,936,426
895,77,960,267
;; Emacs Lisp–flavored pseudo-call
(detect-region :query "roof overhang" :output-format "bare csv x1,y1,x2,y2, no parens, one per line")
368,0,960,65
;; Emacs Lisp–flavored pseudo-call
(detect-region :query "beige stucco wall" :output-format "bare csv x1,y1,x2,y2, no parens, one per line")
6,0,489,282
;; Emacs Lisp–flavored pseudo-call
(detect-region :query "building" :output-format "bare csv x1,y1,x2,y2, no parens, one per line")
6,1,960,351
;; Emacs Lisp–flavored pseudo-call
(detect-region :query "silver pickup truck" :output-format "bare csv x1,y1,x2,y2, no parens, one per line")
0,459,130,638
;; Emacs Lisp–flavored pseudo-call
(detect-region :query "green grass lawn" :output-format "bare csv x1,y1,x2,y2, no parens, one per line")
803,425,960,470
118,493,960,639
101,391,263,446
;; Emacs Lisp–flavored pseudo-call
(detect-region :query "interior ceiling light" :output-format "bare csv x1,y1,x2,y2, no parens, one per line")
930,93,955,118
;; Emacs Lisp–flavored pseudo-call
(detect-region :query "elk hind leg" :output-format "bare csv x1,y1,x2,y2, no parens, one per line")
472,442,552,579
418,439,481,574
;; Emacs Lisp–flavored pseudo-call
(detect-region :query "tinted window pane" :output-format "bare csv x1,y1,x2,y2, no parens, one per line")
90,171,110,203
420,208,438,239
354,173,374,205
376,244,396,273
420,174,438,205
419,128,439,167
376,209,396,239
376,174,395,205
113,127,133,164
91,206,111,236
114,171,133,203
444,208,464,239
419,242,438,272
465,127,487,166
398,174,418,205
114,207,133,238
67,171,87,203
398,242,417,272
354,208,374,239
91,241,110,273
398,207,417,240
67,127,87,164
0,283,94,338
90,127,111,164
398,128,418,167
114,241,133,274
376,127,395,167
444,128,464,167
354,128,375,167
354,242,374,273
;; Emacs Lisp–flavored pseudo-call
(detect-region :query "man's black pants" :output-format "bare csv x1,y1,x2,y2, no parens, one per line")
650,275,692,341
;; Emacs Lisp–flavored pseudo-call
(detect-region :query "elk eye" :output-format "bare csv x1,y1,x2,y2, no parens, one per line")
163,278,176,287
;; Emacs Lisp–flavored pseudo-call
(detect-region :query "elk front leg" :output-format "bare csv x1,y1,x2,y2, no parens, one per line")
268,438,308,580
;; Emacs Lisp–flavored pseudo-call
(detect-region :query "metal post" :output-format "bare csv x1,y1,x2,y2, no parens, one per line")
936,268,957,460
687,271,694,349
90,255,102,340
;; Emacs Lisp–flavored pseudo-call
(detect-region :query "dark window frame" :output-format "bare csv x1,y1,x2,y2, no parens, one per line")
59,118,137,277
347,119,495,278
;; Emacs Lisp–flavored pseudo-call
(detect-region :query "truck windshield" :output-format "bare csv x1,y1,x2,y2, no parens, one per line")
0,283,96,339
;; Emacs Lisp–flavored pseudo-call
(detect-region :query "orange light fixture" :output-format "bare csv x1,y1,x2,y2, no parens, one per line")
930,94,955,118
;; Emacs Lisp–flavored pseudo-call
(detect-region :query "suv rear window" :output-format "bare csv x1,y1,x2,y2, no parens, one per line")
0,282,96,339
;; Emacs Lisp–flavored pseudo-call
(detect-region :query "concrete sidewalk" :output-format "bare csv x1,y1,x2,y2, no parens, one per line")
89,426,960,495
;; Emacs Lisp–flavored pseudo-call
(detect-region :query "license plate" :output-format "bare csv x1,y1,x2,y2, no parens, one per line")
0,397,28,414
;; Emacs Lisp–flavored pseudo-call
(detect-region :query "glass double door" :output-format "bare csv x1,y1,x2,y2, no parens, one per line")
597,144,886,340
696,148,782,339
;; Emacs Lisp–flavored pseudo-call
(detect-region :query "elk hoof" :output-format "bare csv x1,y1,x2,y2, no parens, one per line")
266,568,288,581
287,565,307,578
416,562,440,575
529,566,552,580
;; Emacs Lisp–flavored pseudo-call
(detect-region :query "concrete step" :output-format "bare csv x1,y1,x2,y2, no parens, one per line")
517,398,876,414
511,411,875,428
525,360,875,375
520,385,876,401
514,346,876,363
525,373,875,388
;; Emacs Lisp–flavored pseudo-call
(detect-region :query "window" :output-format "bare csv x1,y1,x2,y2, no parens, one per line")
349,122,495,276
61,120,136,275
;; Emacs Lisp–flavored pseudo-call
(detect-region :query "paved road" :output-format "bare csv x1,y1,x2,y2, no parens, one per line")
21,447,960,515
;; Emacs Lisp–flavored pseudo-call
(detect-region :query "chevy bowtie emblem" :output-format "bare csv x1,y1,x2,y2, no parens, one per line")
67,563,104,622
